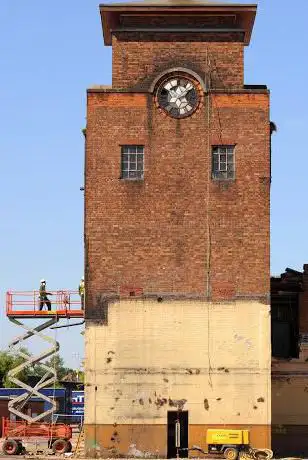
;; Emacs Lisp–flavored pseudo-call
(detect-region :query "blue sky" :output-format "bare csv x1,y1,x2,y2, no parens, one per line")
0,0,307,365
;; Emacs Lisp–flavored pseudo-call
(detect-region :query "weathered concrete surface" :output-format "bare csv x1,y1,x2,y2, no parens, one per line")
85,299,271,457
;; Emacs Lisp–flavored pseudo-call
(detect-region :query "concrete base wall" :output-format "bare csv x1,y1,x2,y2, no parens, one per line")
85,299,271,457
84,424,271,458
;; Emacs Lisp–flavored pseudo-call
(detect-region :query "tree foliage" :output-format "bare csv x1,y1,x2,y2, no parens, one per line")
0,349,82,388
0,348,33,388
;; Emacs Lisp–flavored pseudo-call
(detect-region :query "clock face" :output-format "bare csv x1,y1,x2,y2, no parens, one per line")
157,76,199,118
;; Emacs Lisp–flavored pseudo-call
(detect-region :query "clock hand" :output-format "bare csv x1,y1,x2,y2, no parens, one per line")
178,85,193,99
170,85,193,104
168,89,178,99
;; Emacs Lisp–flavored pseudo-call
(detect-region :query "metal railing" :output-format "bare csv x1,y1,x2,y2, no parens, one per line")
52,413,84,427
2,417,72,439
6,291,83,318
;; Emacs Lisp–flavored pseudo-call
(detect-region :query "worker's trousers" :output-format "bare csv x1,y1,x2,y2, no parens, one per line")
39,296,51,311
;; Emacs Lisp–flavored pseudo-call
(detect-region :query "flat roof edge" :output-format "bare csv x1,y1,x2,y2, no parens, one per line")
100,3,257,8
100,3,257,45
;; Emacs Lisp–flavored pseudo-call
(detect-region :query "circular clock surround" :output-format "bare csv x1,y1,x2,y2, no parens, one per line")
155,74,202,119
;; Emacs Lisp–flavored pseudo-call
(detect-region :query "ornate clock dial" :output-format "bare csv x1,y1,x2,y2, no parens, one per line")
157,77,199,118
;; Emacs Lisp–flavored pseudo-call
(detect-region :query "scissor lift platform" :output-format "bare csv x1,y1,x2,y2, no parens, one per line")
5,290,84,425
6,290,84,318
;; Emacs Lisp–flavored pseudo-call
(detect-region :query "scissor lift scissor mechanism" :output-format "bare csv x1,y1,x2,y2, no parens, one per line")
5,290,83,423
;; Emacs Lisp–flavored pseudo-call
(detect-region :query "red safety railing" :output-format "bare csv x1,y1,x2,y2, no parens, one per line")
2,417,72,440
6,290,84,318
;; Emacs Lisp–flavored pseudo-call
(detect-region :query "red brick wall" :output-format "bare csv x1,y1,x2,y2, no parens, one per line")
85,89,270,313
112,34,244,90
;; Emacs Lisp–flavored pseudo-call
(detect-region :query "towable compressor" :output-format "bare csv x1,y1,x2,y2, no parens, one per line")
184,429,273,460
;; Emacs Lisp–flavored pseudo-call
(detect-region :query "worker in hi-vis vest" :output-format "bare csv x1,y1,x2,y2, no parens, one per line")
79,276,85,310
39,279,52,311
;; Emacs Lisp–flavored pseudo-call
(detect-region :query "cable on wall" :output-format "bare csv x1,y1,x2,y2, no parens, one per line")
204,51,227,388
205,47,213,388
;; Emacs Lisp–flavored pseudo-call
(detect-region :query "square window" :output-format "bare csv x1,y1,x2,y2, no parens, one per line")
121,146,144,180
212,145,235,180
220,162,227,172
130,160,137,169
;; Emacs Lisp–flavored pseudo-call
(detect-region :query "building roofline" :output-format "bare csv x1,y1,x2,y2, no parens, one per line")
100,2,257,8
99,2,257,45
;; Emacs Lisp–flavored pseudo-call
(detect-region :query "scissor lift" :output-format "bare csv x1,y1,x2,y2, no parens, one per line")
5,290,84,423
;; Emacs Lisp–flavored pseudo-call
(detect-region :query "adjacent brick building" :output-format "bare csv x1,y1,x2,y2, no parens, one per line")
271,265,308,457
84,1,271,457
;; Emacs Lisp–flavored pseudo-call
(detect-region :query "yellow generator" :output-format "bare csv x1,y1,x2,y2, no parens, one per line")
206,429,250,460
190,429,272,459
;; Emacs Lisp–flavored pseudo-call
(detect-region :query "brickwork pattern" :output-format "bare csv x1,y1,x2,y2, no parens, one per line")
85,90,270,313
85,9,271,458
112,35,244,90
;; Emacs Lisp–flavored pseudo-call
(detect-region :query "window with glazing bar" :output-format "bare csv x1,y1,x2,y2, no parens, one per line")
212,145,235,180
121,146,144,179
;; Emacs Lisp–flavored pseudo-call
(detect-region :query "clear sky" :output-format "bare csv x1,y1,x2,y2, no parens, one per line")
0,0,307,365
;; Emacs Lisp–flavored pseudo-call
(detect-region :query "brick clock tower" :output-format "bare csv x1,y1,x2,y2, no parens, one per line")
84,1,271,457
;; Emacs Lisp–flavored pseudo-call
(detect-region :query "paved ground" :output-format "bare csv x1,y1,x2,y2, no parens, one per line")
0,439,300,460
0,455,302,460
0,456,285,460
